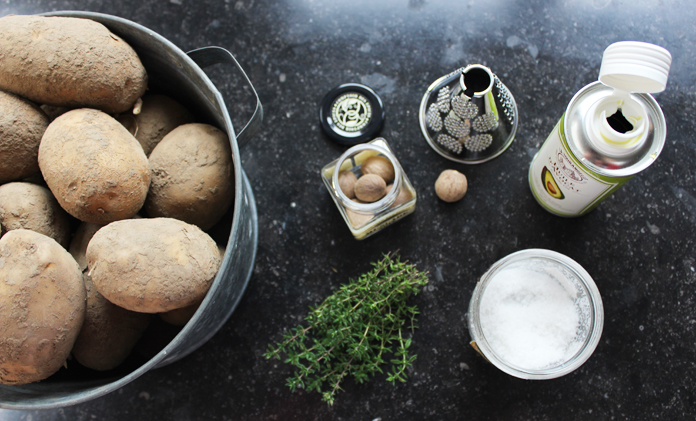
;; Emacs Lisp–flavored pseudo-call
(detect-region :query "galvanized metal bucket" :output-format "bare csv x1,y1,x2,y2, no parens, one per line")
0,11,262,409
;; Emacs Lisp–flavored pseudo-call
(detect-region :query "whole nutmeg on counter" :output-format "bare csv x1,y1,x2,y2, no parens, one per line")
361,156,395,184
435,169,468,202
338,171,358,199
354,173,387,202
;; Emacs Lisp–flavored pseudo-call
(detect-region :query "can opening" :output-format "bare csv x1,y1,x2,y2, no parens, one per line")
585,94,649,158
606,108,633,134
463,67,492,97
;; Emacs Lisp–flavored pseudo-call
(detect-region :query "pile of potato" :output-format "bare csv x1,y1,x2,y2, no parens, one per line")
0,15,235,385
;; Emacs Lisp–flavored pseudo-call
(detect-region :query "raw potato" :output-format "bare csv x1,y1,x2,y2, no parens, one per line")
0,91,50,183
68,222,103,271
125,94,195,156
0,229,85,385
40,105,71,121
145,123,234,230
69,220,149,371
86,218,222,313
0,15,147,114
159,244,225,326
159,302,201,327
0,182,72,248
38,109,151,224
71,274,149,371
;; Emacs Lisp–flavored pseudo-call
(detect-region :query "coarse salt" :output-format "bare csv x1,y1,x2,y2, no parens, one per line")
479,262,581,370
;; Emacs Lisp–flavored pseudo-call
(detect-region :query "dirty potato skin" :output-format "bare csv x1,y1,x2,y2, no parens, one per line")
0,229,86,385
68,222,103,270
0,182,72,248
145,123,234,230
71,273,150,371
86,218,221,313
0,91,50,183
38,109,151,225
69,220,149,371
159,302,201,327
0,15,147,114
159,243,225,326
126,94,195,156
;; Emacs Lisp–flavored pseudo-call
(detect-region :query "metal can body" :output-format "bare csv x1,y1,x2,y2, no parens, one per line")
529,81,666,217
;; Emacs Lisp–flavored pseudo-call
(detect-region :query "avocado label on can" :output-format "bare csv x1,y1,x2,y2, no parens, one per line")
529,117,632,216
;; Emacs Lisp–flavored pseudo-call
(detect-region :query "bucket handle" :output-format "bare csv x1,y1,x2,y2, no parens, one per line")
187,46,263,147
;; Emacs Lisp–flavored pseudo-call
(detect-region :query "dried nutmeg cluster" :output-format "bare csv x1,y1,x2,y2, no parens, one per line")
339,156,397,204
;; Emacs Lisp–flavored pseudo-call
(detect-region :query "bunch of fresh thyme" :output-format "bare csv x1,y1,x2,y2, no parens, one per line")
264,253,429,405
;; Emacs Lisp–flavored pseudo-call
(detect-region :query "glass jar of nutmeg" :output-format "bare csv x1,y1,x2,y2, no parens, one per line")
321,138,417,239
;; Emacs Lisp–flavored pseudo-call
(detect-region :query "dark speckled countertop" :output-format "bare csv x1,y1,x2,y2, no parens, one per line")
1,0,696,420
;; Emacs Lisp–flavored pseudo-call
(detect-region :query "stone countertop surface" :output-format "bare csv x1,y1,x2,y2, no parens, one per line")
1,0,695,420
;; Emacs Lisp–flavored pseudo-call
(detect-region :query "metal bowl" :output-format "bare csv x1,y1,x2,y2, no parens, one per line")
0,11,262,409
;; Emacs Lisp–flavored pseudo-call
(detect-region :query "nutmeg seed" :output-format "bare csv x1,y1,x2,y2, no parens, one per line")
435,169,468,202
386,184,412,208
361,156,395,184
345,208,372,228
338,170,358,199
354,173,387,202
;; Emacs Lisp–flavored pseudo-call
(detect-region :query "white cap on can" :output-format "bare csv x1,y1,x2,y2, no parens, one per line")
598,41,672,94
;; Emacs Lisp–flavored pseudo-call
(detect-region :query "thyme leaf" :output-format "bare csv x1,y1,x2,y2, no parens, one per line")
265,252,429,405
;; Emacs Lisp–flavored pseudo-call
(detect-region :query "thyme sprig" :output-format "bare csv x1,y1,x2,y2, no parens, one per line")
265,253,429,405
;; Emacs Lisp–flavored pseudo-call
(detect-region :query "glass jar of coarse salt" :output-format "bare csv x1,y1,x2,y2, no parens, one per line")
467,249,604,379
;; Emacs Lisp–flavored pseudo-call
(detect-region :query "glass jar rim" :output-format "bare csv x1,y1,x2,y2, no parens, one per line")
332,143,403,213
468,248,604,380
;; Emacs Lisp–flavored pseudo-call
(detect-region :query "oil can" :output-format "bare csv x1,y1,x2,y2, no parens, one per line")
529,41,671,216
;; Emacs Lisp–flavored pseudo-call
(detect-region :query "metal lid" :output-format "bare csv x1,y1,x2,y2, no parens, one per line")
320,83,385,145
419,64,518,164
